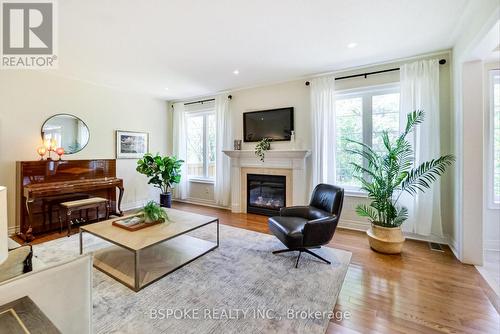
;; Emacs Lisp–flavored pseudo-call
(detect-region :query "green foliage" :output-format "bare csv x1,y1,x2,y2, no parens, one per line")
255,138,271,162
336,99,363,186
136,154,184,194
348,110,455,228
141,201,168,223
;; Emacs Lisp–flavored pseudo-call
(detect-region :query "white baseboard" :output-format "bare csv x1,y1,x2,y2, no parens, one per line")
338,219,369,231
8,225,18,236
173,198,230,210
447,235,461,260
231,204,241,213
484,239,500,252
338,219,450,245
121,200,148,211
403,232,449,245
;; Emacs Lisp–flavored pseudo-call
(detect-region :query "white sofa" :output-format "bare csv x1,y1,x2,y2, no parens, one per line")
0,254,93,333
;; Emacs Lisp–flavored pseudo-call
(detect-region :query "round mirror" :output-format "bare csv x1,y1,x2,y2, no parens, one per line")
41,114,90,154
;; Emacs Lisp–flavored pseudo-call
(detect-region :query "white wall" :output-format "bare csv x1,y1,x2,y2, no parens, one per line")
484,63,500,252
0,71,170,232
179,52,454,242
460,61,485,264
451,0,500,264
181,80,312,206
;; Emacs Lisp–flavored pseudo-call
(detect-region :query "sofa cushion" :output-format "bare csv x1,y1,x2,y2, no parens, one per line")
0,245,32,283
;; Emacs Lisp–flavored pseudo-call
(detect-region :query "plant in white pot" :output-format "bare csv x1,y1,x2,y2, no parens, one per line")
136,154,184,208
347,111,454,254
140,201,169,223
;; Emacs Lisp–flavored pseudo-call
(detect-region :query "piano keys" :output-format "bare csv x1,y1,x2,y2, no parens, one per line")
16,159,124,241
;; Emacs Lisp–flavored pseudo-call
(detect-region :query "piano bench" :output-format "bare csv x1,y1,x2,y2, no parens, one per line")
58,197,110,237
42,194,90,229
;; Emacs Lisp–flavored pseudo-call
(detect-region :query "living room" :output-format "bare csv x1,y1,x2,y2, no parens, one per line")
0,1,499,333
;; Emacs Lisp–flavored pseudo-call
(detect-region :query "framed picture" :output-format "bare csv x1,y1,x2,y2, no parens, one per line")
115,130,149,159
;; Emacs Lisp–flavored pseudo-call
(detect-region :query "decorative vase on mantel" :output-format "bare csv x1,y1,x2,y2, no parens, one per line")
290,130,296,149
233,139,242,150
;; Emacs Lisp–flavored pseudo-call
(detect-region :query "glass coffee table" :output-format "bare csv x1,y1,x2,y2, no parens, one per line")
79,208,219,291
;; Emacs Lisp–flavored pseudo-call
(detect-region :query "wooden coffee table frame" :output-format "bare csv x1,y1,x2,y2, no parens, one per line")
79,218,219,292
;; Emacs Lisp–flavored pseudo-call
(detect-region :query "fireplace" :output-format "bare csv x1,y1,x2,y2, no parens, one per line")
247,174,286,216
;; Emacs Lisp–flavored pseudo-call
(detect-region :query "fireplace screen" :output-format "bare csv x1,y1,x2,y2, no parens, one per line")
247,174,286,216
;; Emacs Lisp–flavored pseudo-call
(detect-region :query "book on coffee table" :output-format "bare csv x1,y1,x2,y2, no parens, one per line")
112,214,161,231
116,216,143,227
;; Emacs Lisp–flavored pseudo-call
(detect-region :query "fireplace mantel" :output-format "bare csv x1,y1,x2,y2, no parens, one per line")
223,149,310,160
223,149,311,213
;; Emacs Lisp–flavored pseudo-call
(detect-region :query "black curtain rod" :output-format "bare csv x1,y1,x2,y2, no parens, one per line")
184,98,214,106
184,95,232,106
305,59,446,86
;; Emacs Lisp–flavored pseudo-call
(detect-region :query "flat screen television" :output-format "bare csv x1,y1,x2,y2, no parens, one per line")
243,107,294,142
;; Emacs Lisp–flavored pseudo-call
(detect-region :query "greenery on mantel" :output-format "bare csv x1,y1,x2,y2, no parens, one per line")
255,138,271,162
347,110,455,228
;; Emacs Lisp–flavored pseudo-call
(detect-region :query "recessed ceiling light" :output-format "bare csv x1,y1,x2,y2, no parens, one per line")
164,87,169,90
233,69,239,75
347,42,358,49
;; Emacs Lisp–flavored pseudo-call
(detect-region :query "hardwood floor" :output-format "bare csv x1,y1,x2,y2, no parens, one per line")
14,202,500,333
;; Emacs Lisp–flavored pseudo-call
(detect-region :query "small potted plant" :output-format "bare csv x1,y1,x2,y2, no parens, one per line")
136,154,184,208
140,201,169,223
347,111,454,254
255,137,271,162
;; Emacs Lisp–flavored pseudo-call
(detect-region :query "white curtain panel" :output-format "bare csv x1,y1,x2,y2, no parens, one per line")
399,59,442,236
310,76,336,189
172,102,188,200
214,95,232,207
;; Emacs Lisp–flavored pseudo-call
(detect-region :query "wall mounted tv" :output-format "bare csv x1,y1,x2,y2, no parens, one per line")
243,107,294,142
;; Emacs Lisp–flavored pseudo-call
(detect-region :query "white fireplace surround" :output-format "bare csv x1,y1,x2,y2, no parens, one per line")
223,150,311,213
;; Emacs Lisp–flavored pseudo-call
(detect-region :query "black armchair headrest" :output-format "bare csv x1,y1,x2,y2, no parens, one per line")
309,183,344,216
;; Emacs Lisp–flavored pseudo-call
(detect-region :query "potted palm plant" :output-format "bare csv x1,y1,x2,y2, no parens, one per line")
136,154,184,208
347,111,454,254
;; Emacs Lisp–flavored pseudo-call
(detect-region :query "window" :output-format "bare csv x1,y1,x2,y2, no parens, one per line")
186,110,216,181
335,85,400,190
489,70,500,206
336,97,363,187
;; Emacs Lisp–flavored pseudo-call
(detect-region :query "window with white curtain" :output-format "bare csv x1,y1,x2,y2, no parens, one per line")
489,70,500,207
186,109,216,181
335,84,400,190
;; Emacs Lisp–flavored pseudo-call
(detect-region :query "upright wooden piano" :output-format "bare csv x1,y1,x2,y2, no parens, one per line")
16,159,124,241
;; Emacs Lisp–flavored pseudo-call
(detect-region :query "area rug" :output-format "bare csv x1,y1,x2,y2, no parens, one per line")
33,224,351,334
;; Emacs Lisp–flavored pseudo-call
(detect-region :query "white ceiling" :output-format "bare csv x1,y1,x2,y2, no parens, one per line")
469,20,500,62
56,0,470,100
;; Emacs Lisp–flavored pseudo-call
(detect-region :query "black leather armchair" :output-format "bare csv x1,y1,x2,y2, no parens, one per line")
268,184,344,268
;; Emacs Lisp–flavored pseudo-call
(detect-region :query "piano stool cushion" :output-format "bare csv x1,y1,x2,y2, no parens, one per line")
60,197,108,209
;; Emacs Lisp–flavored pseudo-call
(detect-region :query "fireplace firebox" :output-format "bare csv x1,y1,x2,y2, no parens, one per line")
247,174,286,216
